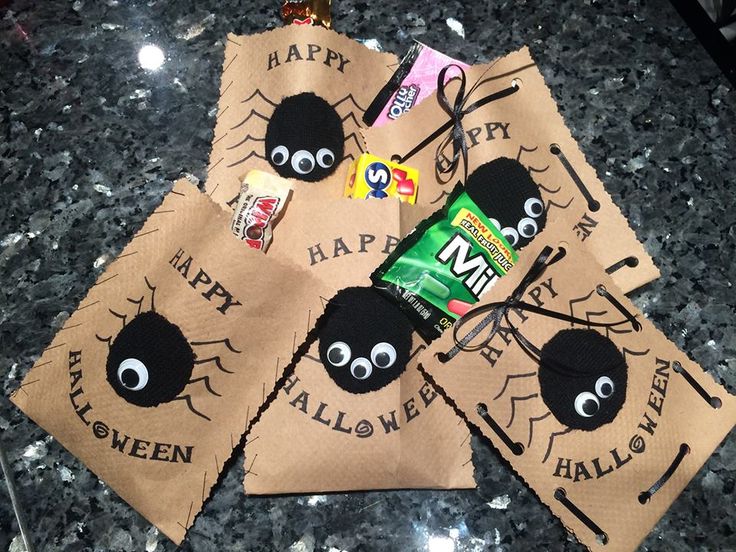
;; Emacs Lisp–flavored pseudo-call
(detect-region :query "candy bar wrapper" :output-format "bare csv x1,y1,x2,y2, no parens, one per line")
363,41,470,127
231,170,292,252
281,0,331,28
419,221,736,552
243,196,475,493
344,153,420,204
363,47,660,294
205,25,398,210
10,180,326,544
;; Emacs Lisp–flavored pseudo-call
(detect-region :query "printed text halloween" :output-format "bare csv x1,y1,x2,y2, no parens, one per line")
68,350,194,463
552,357,670,481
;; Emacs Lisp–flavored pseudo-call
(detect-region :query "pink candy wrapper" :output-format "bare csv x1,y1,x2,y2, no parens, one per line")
363,42,470,127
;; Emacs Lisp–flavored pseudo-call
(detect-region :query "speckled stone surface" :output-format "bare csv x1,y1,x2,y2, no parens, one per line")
1,0,735,551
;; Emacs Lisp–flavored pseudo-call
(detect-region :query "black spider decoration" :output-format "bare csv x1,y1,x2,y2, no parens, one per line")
265,92,345,182
318,287,413,394
96,277,241,421
465,157,546,250
538,328,628,431
471,281,649,461
106,311,194,407
223,89,366,183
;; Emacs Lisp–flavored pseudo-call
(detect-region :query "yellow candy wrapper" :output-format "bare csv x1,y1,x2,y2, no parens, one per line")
344,153,419,204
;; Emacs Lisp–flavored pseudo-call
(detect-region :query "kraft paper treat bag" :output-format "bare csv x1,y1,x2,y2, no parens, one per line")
266,193,435,285
419,222,736,552
363,47,660,294
205,25,398,210
11,180,326,544
245,343,475,494
243,196,475,494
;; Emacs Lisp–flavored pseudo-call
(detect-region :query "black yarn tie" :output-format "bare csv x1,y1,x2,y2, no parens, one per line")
554,487,608,544
672,361,722,408
396,64,519,183
438,246,639,362
638,443,690,504
596,284,641,331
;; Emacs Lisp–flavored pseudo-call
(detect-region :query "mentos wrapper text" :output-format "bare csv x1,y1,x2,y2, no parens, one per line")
372,183,517,341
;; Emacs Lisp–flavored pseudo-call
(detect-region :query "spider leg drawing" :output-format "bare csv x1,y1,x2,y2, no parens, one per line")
528,412,552,449
516,145,550,174
493,371,537,401
580,309,635,339
542,427,574,464
223,89,367,179
491,355,553,449
544,196,575,214
568,285,643,336
516,144,574,215
506,393,539,428
94,278,241,421
333,94,368,162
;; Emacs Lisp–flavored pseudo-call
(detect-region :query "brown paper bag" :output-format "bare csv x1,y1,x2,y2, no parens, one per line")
363,47,660,294
267,192,434,284
205,26,398,210
245,344,475,494
10,180,325,544
242,196,475,493
419,221,736,551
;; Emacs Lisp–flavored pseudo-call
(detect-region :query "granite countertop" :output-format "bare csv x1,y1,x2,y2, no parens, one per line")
1,0,735,550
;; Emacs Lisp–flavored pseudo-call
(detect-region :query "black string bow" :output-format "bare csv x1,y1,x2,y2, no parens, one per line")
438,246,639,362
395,64,519,183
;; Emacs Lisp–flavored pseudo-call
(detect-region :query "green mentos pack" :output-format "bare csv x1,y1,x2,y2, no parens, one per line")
371,158,547,341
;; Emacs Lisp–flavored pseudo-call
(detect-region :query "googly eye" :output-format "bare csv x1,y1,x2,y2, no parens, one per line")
595,376,615,399
270,145,289,166
326,341,351,367
371,342,397,369
517,217,538,238
316,148,335,169
489,218,501,230
350,357,372,380
117,358,149,391
574,392,600,417
501,227,519,246
291,150,315,175
524,197,544,218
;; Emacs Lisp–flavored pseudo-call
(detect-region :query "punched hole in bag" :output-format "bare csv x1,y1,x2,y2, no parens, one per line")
605,256,639,274
476,402,524,456
435,351,449,364
673,361,722,408
638,443,690,504
554,487,609,545
549,143,601,212
596,284,641,331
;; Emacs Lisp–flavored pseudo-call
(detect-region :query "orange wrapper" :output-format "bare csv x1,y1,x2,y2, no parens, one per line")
281,0,332,28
